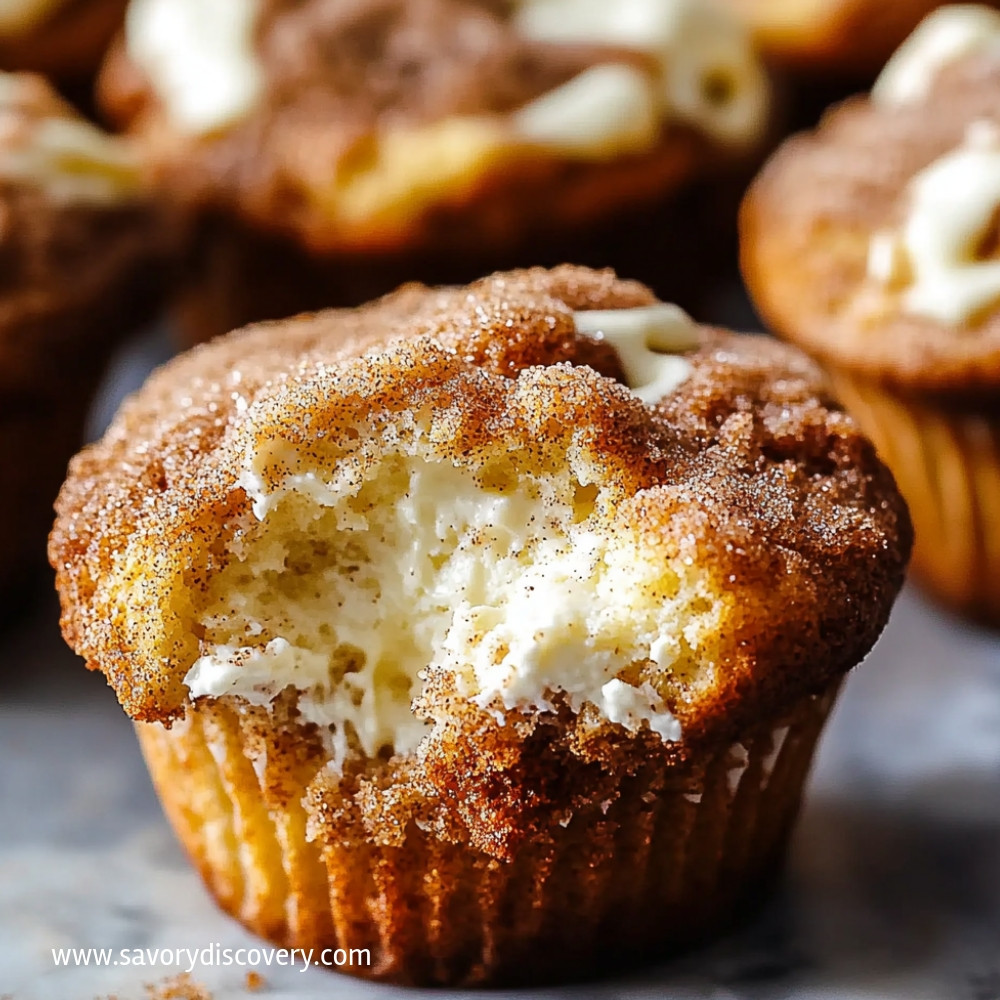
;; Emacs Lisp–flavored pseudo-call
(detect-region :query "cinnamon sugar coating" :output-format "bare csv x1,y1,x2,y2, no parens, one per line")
52,266,910,855
742,50,1000,395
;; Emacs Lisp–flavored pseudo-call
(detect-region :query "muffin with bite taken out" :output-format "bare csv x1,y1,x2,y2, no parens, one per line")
52,265,911,984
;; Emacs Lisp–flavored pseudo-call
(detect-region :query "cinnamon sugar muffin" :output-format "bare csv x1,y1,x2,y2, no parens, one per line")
98,0,771,343
0,72,173,595
51,266,911,984
742,5,1000,624
722,0,1000,76
0,0,127,83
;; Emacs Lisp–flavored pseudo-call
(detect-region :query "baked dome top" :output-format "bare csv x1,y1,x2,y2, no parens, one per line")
742,36,1000,394
53,265,910,786
99,0,769,252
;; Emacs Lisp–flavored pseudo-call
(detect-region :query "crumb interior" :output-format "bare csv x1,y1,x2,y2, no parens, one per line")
186,442,724,771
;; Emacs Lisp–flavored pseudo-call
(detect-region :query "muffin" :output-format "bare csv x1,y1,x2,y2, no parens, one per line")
51,265,911,985
0,0,127,84
722,0,1000,77
0,72,173,598
98,0,771,343
741,5,1000,624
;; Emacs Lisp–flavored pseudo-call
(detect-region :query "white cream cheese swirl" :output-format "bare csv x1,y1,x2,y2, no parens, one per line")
125,0,768,158
574,303,698,402
126,0,264,135
873,4,1000,107
184,303,705,771
513,0,770,149
868,121,1000,325
0,74,140,204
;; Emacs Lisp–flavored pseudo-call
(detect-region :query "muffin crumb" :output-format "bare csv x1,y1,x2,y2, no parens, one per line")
144,975,212,1000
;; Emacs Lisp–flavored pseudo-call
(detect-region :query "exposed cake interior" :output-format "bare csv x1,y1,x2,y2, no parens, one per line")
185,436,726,773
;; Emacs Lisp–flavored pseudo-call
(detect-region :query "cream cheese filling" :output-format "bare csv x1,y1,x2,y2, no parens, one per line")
513,63,661,161
0,74,141,203
125,0,767,157
868,120,1000,325
126,0,264,135
185,454,708,772
873,4,1000,107
574,303,698,402
184,321,710,771
513,0,770,147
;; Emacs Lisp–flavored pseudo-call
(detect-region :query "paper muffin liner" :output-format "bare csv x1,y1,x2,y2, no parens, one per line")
136,683,840,987
830,373,1000,626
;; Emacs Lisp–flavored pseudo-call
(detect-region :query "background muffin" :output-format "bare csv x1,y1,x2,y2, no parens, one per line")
98,0,771,343
0,0,127,85
51,266,911,985
0,72,173,600
741,5,1000,624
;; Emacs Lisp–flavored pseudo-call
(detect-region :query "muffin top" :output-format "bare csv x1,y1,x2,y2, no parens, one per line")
0,71,171,375
53,265,910,825
99,0,770,252
741,5,1000,395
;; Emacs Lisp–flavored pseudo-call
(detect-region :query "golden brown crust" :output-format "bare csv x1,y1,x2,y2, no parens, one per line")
52,265,911,751
725,0,990,75
742,50,1000,395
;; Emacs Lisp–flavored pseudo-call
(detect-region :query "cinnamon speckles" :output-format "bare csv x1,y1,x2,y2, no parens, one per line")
51,264,911,753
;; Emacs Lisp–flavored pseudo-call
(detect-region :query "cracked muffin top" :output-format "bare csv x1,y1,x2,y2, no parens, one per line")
742,5,1000,395
98,0,770,253
52,264,911,822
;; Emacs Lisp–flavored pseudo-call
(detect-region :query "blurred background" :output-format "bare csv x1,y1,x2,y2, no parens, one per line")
2,2,1000,998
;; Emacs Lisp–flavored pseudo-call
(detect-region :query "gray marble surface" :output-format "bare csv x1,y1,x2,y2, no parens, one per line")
2,585,999,1000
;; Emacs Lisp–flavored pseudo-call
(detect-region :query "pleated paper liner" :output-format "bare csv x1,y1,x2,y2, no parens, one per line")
830,373,1000,627
136,682,840,986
